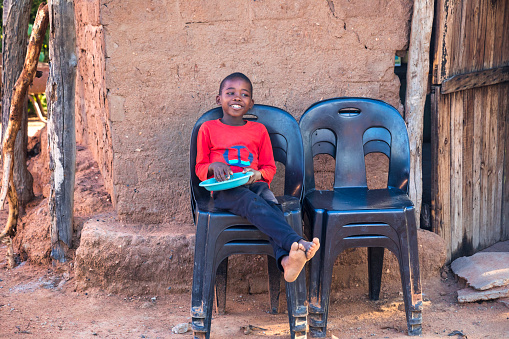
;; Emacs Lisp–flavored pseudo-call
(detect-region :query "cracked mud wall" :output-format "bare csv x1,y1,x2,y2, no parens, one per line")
77,0,413,223
75,0,114,198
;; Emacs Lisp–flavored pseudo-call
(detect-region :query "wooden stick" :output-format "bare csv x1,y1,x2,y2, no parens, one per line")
0,3,49,242
47,0,77,260
404,0,435,228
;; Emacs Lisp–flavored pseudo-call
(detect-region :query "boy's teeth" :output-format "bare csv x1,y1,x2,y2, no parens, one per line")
232,105,241,109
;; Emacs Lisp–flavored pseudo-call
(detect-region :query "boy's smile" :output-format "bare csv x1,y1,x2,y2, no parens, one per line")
216,78,254,126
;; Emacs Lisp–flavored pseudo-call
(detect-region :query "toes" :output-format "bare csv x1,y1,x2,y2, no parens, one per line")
310,238,320,251
304,239,320,260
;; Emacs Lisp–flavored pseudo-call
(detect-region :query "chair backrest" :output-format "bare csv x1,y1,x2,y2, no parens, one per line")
299,97,410,195
190,104,304,203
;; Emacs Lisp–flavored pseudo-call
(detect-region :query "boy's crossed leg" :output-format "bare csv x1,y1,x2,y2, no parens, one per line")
213,185,320,283
281,238,320,282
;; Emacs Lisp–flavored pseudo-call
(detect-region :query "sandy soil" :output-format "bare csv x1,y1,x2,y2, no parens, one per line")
0,253,508,339
0,124,508,339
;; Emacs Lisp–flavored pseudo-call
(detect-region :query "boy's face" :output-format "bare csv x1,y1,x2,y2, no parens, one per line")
216,78,254,123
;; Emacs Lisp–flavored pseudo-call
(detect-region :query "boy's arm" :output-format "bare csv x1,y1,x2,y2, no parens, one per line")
256,128,277,184
195,126,213,181
196,125,233,182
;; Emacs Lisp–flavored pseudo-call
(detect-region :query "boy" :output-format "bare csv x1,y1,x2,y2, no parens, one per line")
195,72,319,282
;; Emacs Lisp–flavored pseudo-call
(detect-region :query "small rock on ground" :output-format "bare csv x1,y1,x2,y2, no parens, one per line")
172,323,190,334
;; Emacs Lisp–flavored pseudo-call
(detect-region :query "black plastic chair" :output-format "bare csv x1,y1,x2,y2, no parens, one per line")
299,98,422,337
190,105,308,339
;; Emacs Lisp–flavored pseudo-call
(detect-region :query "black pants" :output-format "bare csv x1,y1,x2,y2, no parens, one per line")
213,182,303,271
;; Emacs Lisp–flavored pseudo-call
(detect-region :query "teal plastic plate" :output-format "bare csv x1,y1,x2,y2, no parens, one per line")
199,172,254,191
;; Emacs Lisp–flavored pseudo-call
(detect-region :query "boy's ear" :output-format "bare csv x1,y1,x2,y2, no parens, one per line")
216,95,221,105
249,99,254,109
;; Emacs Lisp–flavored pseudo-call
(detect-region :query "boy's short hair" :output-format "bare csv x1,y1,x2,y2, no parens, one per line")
219,72,253,95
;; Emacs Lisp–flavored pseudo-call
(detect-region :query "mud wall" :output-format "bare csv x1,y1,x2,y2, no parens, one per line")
75,0,114,199
77,0,412,223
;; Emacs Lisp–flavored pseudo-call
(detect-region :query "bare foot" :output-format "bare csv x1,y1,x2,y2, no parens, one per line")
281,238,320,283
281,242,307,283
298,237,320,260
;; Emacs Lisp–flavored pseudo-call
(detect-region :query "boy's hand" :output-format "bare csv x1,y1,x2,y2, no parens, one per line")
209,162,233,182
242,168,262,184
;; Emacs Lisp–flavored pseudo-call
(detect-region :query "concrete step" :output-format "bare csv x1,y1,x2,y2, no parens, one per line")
75,217,447,296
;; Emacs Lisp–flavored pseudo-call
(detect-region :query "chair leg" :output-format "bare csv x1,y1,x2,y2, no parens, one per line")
308,255,325,338
398,209,423,336
215,258,228,315
407,209,423,335
191,216,209,338
284,209,307,338
309,249,336,338
267,255,281,314
191,216,216,339
368,247,384,300
398,253,423,336
195,256,217,339
307,211,326,338
286,272,308,339
191,331,207,339
306,210,323,302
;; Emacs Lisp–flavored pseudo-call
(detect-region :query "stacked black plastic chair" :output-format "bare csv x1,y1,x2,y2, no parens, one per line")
190,105,308,339
299,98,422,337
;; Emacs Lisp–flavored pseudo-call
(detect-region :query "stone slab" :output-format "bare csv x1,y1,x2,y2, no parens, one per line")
457,285,509,303
451,252,509,290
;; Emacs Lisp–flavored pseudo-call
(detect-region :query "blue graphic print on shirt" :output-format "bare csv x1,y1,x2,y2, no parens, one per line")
223,146,253,167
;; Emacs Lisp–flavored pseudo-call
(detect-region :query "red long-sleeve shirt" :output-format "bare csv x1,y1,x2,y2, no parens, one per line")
195,119,276,185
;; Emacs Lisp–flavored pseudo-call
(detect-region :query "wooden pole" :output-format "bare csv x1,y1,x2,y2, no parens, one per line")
0,3,49,216
0,3,49,267
1,0,34,210
405,0,435,228
47,0,77,262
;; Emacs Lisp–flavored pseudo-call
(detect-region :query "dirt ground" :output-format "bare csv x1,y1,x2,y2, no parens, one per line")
0,124,508,339
1,251,508,339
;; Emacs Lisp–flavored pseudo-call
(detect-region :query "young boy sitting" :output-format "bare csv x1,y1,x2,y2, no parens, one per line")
195,72,320,282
